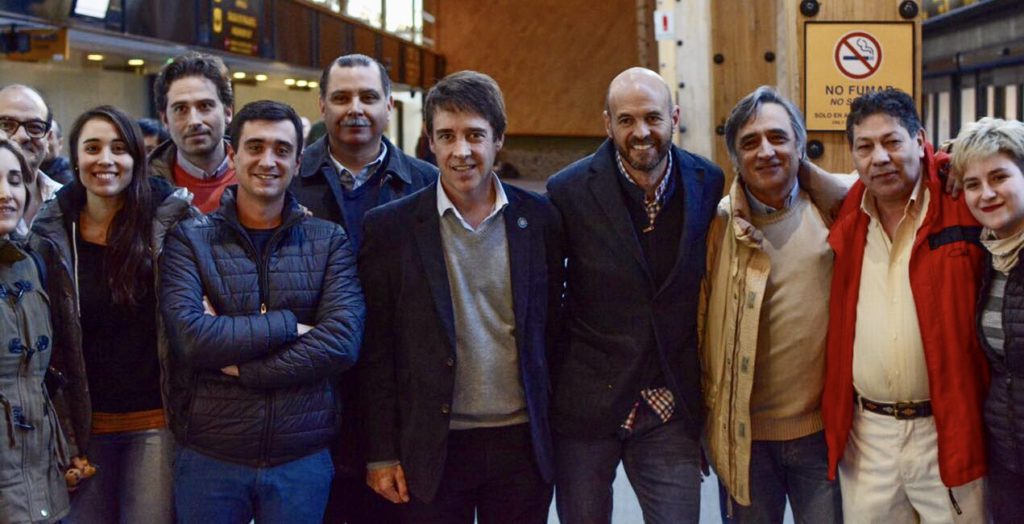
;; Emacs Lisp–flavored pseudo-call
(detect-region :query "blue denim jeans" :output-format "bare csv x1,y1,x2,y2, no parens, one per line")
718,431,841,524
173,446,333,524
554,406,702,524
66,427,174,524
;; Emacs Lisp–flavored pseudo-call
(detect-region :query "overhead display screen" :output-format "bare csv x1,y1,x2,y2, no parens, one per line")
72,0,111,19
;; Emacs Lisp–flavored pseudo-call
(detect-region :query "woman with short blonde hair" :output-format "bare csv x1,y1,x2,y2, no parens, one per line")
952,116,1024,524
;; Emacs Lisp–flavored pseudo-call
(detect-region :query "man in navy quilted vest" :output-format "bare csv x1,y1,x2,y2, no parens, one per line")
159,100,365,524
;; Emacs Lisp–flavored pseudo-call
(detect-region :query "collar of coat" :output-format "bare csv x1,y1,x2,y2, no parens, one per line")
300,135,413,185
726,161,855,249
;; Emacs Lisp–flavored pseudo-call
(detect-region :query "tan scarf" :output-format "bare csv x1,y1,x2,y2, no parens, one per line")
981,227,1024,274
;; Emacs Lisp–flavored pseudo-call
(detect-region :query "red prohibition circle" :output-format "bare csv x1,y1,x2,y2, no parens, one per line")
834,31,883,80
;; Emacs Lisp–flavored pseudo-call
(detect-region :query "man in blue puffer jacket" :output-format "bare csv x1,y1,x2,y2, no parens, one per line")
159,100,365,524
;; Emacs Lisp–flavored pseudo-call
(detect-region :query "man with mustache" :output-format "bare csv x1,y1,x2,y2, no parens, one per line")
824,88,988,522
290,53,435,524
702,86,849,523
293,53,436,250
546,67,724,523
150,52,237,213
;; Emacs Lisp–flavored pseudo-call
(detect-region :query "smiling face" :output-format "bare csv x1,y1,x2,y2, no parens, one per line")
735,102,800,206
430,108,502,203
0,148,27,234
76,117,134,203
0,86,50,173
161,76,231,164
962,152,1024,238
604,72,679,179
851,112,925,207
320,64,392,155
231,119,300,205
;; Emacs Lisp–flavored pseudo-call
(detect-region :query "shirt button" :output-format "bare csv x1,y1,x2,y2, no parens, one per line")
440,403,450,414
40,510,48,518
445,357,455,367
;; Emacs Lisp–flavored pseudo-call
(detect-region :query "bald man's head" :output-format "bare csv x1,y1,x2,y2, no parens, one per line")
604,67,673,115
0,85,52,174
603,68,679,178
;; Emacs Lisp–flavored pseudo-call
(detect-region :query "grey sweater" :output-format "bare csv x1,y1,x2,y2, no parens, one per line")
439,209,529,430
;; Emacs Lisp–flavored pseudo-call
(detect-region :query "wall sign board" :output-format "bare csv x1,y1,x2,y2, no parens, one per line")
211,0,261,56
804,22,915,131
4,28,69,62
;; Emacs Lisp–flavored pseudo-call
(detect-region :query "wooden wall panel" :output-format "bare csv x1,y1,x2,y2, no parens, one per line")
435,0,638,137
709,0,779,173
381,34,401,77
779,0,923,173
353,25,377,59
274,1,314,67
317,15,350,70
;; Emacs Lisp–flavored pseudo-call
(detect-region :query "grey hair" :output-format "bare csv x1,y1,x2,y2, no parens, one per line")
724,85,807,167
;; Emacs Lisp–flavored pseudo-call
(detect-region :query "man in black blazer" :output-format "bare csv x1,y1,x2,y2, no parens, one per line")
290,54,437,524
546,67,725,523
358,71,562,523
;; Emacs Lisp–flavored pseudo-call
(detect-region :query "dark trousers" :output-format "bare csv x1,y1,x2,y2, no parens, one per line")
718,431,841,523
322,424,400,524
402,424,552,524
989,456,1024,524
554,407,701,524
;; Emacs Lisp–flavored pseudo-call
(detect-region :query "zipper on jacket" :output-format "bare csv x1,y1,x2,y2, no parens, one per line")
11,292,38,519
225,212,300,465
948,488,962,515
71,221,81,317
254,222,296,465
229,216,297,315
260,390,275,466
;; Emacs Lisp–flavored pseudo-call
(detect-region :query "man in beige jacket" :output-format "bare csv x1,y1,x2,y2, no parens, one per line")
701,86,852,523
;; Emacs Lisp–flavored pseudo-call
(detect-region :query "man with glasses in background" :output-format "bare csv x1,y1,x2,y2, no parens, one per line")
0,84,64,231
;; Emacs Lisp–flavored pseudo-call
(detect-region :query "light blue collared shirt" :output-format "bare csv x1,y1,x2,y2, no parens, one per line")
744,179,800,216
329,143,387,190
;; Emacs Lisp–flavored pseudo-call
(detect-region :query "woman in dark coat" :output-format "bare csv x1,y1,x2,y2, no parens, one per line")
30,106,196,524
952,117,1024,524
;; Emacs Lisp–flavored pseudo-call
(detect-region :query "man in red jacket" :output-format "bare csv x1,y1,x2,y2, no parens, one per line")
823,88,989,523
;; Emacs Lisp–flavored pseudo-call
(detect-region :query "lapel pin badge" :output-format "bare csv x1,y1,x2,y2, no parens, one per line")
517,217,528,229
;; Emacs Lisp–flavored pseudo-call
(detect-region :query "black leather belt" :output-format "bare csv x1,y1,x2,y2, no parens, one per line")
855,393,933,420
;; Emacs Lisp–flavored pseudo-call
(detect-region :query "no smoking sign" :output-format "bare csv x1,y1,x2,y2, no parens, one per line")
804,22,914,131
835,32,882,80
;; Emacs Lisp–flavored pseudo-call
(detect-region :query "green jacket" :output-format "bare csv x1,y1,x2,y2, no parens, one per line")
0,237,69,523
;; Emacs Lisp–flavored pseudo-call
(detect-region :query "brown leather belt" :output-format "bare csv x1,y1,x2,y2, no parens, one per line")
855,393,933,420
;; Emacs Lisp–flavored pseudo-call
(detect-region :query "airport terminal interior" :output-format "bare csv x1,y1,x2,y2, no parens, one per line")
1,0,1019,186
1,0,1022,522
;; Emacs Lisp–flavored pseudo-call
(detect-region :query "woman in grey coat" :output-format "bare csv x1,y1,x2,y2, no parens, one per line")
0,137,69,523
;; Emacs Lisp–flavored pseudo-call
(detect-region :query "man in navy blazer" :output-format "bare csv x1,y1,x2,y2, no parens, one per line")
291,54,437,524
358,71,563,522
546,67,725,523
